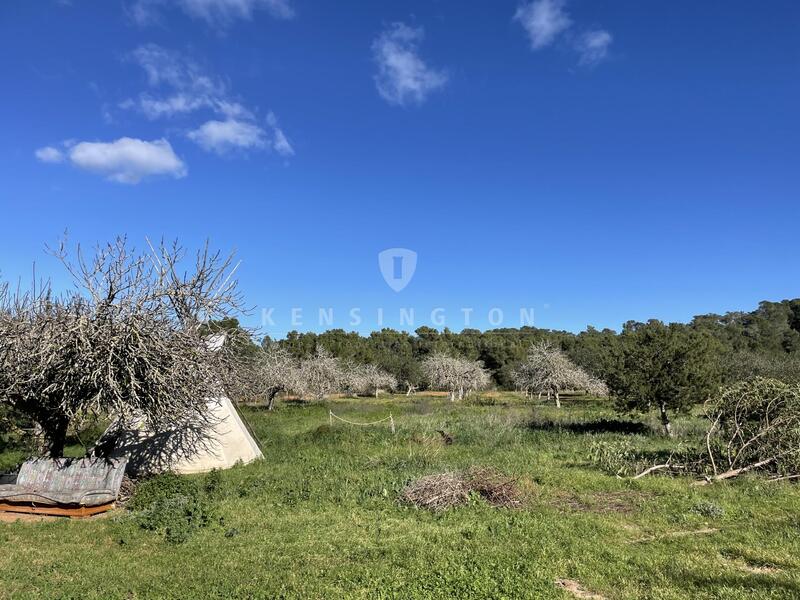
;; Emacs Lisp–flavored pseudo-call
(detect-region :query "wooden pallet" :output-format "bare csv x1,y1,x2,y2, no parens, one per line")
0,501,115,518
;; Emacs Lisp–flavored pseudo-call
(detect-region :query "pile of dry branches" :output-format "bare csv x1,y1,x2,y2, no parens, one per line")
399,466,523,511
701,377,800,483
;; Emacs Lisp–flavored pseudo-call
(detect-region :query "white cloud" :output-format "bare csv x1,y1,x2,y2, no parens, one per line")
66,138,187,184
272,128,294,157
136,93,212,119
575,29,613,66
130,0,293,26
267,111,294,157
514,1,615,67
188,119,267,154
514,0,572,50
372,23,447,107
35,146,64,163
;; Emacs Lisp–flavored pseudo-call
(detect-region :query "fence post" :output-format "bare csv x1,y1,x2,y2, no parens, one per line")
329,410,333,427
390,414,395,434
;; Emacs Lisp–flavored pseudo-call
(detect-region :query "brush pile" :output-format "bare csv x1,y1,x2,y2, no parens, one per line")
400,466,523,511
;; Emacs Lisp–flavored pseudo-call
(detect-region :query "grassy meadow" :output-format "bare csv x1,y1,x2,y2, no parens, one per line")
1,393,799,599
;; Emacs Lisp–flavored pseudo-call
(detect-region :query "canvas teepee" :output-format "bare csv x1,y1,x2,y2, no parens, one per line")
97,334,263,475
99,397,262,475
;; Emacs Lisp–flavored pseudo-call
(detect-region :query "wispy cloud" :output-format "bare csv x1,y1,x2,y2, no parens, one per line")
34,146,65,163
514,0,614,66
372,23,447,107
131,93,212,119
130,0,293,27
575,29,613,66
122,43,293,157
124,44,224,119
514,0,571,50
267,111,294,157
38,138,186,184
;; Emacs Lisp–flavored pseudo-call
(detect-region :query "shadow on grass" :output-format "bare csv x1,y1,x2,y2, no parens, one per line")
679,572,800,596
528,417,653,435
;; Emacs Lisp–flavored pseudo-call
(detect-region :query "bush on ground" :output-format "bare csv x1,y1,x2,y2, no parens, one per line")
129,472,217,544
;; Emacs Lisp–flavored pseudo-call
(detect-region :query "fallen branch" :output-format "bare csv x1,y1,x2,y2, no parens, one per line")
692,456,778,486
768,474,800,483
632,463,673,480
630,451,688,480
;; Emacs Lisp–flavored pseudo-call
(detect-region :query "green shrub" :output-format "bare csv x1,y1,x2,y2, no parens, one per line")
129,473,216,544
690,500,725,519
588,439,637,476
203,468,223,499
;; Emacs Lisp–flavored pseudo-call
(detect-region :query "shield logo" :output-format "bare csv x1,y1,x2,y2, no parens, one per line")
378,248,417,292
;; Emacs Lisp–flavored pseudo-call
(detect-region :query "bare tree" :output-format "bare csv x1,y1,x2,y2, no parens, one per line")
259,344,302,410
421,354,491,402
344,363,397,398
585,376,610,398
0,237,244,457
228,343,302,410
297,347,345,401
512,341,605,407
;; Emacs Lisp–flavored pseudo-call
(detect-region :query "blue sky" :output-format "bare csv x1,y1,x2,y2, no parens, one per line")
1,0,798,338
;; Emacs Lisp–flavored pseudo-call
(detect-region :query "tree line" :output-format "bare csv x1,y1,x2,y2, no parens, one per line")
235,298,800,393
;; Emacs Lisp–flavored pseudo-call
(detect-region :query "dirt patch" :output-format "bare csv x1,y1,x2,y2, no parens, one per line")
736,562,782,575
0,509,117,523
720,554,783,575
0,511,61,523
553,490,651,515
555,578,607,599
400,467,523,511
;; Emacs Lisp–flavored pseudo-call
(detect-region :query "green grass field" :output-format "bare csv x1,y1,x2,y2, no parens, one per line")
2,394,799,599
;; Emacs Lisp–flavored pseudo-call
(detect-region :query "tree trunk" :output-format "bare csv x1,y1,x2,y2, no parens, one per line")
658,402,673,437
449,390,456,402
267,389,278,411
375,389,379,398
554,390,561,409
46,418,70,458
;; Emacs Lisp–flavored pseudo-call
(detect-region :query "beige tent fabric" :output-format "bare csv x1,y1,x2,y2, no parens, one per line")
172,396,262,474
99,397,263,476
